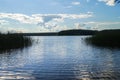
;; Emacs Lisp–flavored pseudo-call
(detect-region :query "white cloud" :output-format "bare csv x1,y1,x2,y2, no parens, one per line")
65,6,72,8
86,0,90,2
98,0,115,6
0,13,43,24
32,14,62,23
50,25,69,32
85,21,120,30
74,23,86,29
36,25,69,32
0,26,29,33
0,13,93,32
86,21,120,25
58,13,93,19
0,13,93,25
71,2,80,5
0,20,9,25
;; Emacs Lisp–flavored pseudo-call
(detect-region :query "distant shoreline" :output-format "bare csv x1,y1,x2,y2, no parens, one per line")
10,33,94,36
8,29,120,36
14,32,58,36
9,29,98,36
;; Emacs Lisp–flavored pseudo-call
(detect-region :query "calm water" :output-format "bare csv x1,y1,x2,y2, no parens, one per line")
0,36,120,80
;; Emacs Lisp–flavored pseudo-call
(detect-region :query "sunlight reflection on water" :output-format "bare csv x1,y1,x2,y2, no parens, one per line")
0,36,120,80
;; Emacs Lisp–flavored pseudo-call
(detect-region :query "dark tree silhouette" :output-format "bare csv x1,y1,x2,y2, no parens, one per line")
115,0,120,3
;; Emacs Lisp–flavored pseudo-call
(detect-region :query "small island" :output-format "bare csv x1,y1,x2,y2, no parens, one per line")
58,29,98,36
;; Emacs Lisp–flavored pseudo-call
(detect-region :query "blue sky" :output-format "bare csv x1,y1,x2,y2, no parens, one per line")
0,0,120,32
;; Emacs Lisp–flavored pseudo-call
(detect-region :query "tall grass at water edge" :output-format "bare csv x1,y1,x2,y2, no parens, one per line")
0,33,32,51
86,30,120,48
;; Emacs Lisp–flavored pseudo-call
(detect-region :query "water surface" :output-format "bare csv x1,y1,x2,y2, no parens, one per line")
0,36,120,80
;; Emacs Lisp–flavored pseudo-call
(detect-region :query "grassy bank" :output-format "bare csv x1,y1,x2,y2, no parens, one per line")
86,29,120,48
0,33,32,51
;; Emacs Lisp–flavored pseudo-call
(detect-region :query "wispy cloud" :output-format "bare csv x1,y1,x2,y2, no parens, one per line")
85,21,120,30
0,13,93,25
0,13,93,32
0,20,9,25
74,23,86,29
86,21,120,25
98,0,115,6
0,13,43,24
71,2,80,5
65,6,72,9
86,0,90,3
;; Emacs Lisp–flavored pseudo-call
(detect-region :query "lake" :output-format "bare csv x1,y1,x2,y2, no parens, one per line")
0,36,120,80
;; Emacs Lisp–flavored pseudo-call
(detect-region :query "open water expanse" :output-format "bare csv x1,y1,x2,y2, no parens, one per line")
0,36,120,80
